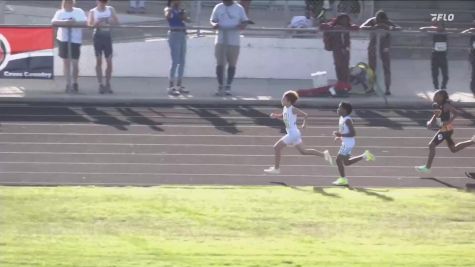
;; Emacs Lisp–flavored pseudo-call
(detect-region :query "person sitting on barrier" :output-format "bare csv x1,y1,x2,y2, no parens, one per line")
210,0,251,96
51,0,87,94
360,10,401,96
320,13,359,93
88,0,119,94
420,21,449,91
461,21,475,98
165,0,190,96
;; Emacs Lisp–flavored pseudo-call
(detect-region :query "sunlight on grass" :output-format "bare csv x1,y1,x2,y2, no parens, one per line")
1,186,474,267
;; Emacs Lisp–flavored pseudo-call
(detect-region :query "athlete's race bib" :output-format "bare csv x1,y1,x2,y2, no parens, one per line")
434,42,447,52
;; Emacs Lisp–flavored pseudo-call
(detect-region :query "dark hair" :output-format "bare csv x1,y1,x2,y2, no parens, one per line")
434,89,449,104
167,0,172,7
284,90,299,105
339,101,353,115
375,10,388,23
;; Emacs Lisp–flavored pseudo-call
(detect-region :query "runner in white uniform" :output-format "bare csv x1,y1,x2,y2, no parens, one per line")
264,90,333,174
332,102,375,186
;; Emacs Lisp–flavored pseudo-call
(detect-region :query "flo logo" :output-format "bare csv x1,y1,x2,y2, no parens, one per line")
430,13,455,22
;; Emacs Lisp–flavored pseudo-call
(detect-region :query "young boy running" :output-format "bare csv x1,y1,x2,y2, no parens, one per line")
416,89,475,173
264,90,333,174
332,102,375,186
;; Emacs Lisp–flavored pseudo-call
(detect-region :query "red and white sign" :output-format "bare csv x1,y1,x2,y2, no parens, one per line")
0,27,54,79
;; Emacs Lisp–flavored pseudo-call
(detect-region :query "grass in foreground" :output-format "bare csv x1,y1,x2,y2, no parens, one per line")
0,186,474,267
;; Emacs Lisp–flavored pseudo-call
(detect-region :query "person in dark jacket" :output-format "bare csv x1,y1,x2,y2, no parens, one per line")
320,13,359,92
462,21,475,97
360,10,401,96
420,21,448,90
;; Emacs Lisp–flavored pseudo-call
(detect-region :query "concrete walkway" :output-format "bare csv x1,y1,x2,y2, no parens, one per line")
1,76,474,108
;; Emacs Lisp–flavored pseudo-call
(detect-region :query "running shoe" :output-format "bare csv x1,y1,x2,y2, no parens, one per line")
332,177,348,186
471,135,475,143
415,165,431,173
363,150,375,161
323,150,333,166
264,166,280,174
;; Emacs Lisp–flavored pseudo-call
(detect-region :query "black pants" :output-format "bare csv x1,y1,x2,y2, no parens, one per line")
431,52,448,89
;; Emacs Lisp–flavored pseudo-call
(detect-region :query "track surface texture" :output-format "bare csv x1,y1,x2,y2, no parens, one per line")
0,103,474,188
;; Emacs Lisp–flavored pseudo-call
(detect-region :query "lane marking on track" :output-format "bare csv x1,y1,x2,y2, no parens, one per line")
0,161,471,169
0,152,473,156
0,171,469,179
1,132,475,138
0,104,474,112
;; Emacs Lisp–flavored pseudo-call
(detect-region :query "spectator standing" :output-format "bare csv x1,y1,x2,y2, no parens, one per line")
210,0,250,96
128,0,146,14
88,0,119,94
420,21,449,90
360,10,401,96
51,0,87,93
461,22,475,97
165,0,190,96
320,13,359,92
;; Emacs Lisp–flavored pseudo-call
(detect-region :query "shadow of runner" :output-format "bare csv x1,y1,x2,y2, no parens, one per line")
269,181,341,198
348,186,394,202
420,177,462,190
185,106,241,134
82,107,129,131
234,106,283,131
116,107,164,132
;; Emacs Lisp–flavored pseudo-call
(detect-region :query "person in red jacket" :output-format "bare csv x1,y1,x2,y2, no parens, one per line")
320,13,359,92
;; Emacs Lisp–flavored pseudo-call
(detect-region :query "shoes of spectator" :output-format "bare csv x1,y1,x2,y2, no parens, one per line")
138,7,146,14
99,84,106,94
65,85,73,94
127,8,135,14
105,84,113,94
215,85,225,96
168,87,180,96
224,85,232,96
72,83,79,93
177,86,189,94
385,90,391,96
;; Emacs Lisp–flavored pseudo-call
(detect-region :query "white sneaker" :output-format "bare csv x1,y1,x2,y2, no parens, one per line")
323,150,333,166
471,135,475,143
264,166,280,174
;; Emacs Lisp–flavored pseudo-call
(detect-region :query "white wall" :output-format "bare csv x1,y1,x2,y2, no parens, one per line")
55,36,369,80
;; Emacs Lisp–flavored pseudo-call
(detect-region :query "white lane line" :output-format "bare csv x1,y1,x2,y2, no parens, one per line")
1,122,475,129
1,132,475,139
0,141,475,148
0,171,468,179
0,161,471,169
0,114,453,121
0,124,474,130
0,152,473,157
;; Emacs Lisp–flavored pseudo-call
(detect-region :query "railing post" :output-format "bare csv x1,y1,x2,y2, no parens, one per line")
66,26,72,92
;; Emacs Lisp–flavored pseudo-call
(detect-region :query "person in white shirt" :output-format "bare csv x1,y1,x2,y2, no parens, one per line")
88,0,119,94
332,102,375,186
51,0,87,93
264,91,333,174
210,0,250,96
